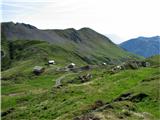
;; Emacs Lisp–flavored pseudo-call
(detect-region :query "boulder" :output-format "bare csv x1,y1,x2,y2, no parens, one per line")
142,62,150,67
74,113,100,120
90,100,105,110
79,74,92,83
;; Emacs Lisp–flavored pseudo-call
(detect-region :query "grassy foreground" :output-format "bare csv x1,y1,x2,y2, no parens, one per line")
1,64,160,120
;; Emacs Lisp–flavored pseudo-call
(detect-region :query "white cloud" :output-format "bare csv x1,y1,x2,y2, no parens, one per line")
1,0,160,42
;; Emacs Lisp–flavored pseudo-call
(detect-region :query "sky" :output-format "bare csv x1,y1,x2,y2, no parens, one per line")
1,0,160,43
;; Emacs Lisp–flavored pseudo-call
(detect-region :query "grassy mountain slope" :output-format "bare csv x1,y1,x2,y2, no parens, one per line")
1,22,140,69
1,32,13,70
1,59,160,120
145,55,160,66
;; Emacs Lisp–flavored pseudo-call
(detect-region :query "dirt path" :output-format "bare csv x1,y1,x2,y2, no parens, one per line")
54,73,75,87
54,75,66,87
71,81,93,87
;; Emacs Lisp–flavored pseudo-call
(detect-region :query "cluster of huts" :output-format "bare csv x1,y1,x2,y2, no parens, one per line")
32,59,150,75
33,60,56,75
33,60,77,75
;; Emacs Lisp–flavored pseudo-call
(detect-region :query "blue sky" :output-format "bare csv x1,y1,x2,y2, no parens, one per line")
1,0,160,43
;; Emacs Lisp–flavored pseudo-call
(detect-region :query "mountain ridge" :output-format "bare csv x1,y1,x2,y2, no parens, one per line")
1,22,139,70
2,22,113,44
120,36,160,58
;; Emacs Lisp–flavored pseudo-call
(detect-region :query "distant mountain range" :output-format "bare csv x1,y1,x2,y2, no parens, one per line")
120,36,160,58
1,22,138,70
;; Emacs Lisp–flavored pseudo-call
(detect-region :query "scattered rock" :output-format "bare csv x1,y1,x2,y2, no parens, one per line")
79,74,92,83
122,109,131,116
90,100,105,110
141,62,150,67
94,104,113,112
74,113,100,120
110,61,151,73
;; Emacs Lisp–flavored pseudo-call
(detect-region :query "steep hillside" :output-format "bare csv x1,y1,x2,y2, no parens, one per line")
120,36,160,58
1,32,12,70
1,22,139,71
1,22,65,43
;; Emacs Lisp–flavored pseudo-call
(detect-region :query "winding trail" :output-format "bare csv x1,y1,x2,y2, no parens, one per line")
54,73,75,87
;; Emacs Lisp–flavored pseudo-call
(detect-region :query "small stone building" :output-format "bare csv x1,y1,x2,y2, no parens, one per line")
102,62,107,66
67,63,76,69
48,60,55,65
33,66,45,75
